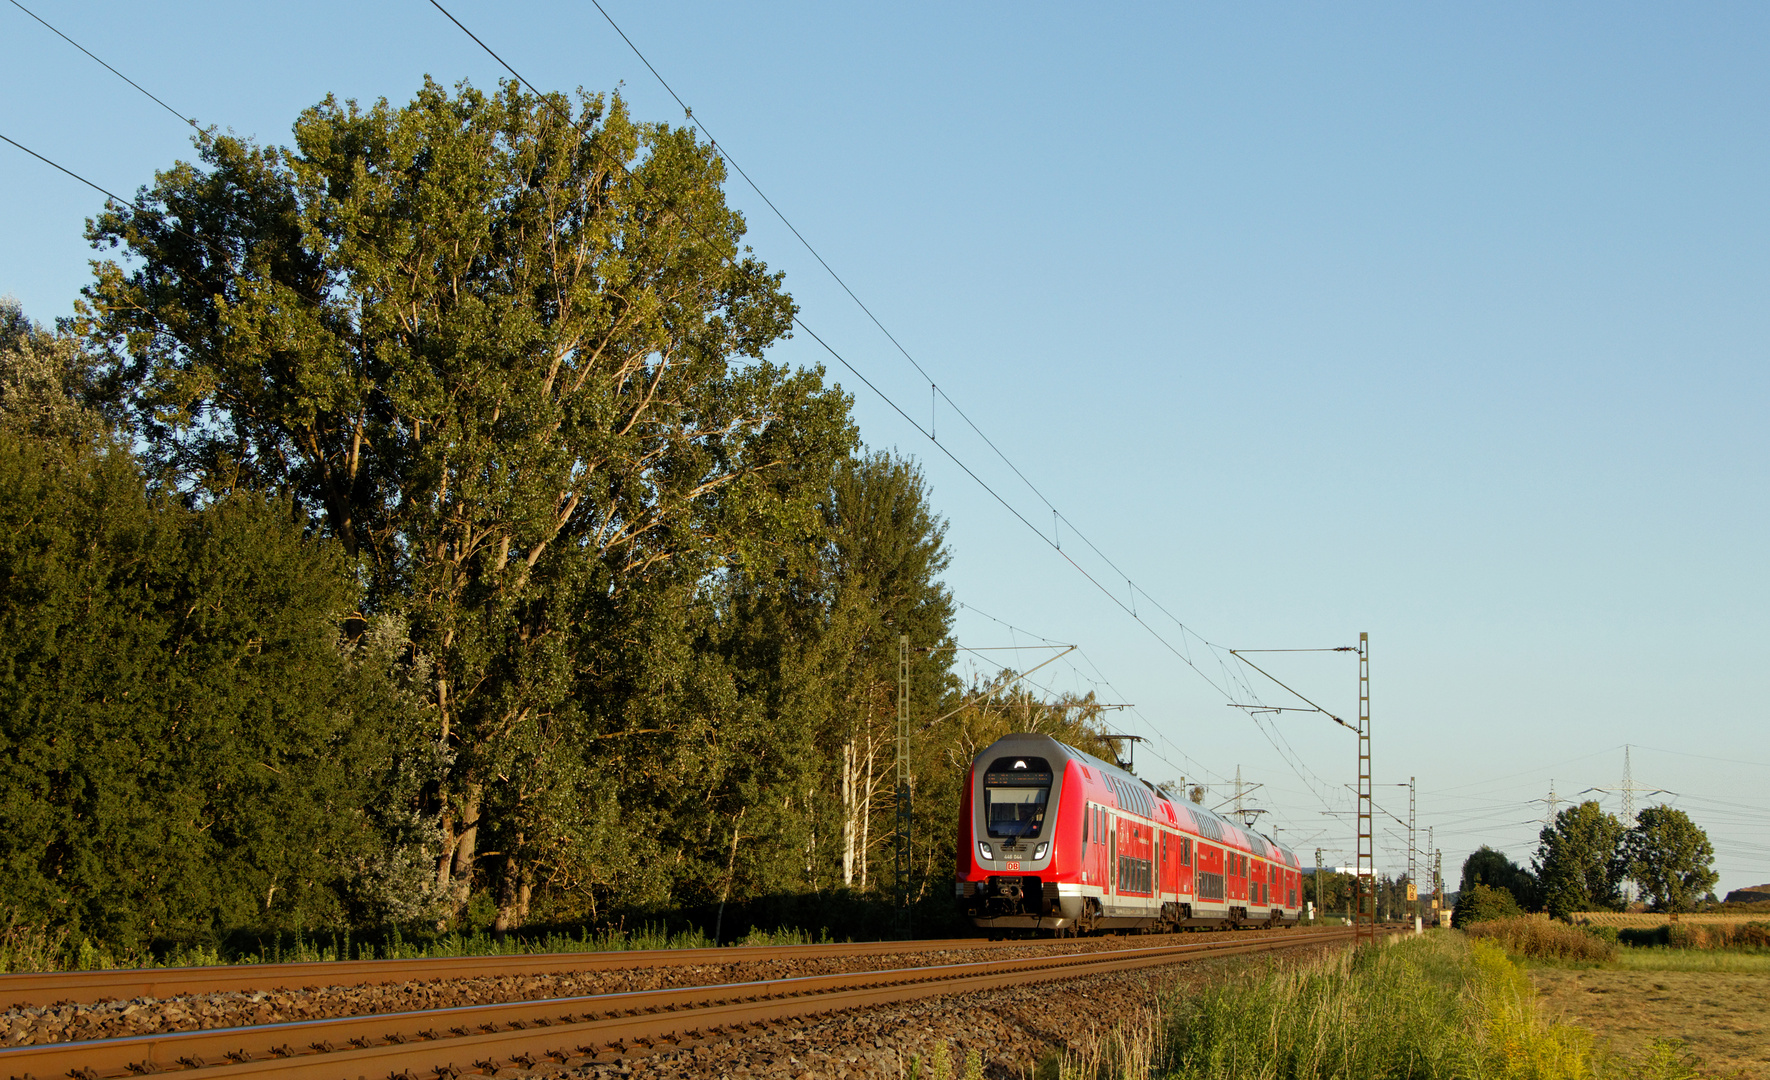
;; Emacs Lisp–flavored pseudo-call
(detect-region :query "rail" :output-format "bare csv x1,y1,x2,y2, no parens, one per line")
0,928,1380,1078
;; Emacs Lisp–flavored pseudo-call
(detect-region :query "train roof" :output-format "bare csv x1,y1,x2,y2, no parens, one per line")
1034,737,1302,869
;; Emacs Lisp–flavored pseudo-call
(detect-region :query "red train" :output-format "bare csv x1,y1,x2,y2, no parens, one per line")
955,734,1304,934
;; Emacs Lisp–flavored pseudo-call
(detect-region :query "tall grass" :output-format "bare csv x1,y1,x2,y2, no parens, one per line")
0,921,843,975
1665,921,1770,950
1051,934,1700,1080
1465,917,1617,962
1615,948,1770,974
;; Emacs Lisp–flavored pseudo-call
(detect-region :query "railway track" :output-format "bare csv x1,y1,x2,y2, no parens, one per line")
0,935,1048,1011
0,928,1368,1078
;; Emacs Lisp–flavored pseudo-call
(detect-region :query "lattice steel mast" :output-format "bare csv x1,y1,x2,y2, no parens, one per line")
895,634,912,938
1356,632,1374,943
1408,775,1418,926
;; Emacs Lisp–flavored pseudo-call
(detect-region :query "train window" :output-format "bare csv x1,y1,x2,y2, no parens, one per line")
1083,804,1090,844
982,757,1053,840
1183,838,1192,866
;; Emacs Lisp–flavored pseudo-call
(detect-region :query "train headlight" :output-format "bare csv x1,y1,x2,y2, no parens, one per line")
977,841,994,862
1034,842,1048,860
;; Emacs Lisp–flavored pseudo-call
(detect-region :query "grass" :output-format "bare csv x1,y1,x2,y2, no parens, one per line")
906,1042,985,1080
0,918,846,974
1466,917,1618,963
1047,933,1706,1080
1613,948,1770,974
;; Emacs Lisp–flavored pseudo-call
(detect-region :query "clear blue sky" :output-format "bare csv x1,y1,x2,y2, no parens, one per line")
3,1,1766,895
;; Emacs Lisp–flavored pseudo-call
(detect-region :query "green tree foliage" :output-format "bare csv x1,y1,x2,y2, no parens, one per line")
1532,801,1627,920
803,451,957,892
1456,845,1539,916
0,298,100,441
21,75,1190,950
1303,869,1363,920
1625,805,1717,913
0,433,408,949
78,78,852,923
1453,883,1525,926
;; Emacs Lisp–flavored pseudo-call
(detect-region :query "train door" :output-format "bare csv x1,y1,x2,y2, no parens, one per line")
1095,806,1103,885
1094,805,1106,887
1082,802,1092,885
1109,819,1117,896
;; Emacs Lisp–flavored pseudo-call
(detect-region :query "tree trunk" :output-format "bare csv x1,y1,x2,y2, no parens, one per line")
840,737,857,887
859,731,878,888
450,782,482,914
493,849,523,940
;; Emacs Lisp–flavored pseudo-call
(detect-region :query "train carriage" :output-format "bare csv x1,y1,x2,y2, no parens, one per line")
956,734,1302,934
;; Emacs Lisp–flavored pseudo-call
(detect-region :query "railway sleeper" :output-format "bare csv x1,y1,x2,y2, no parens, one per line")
0,930,1363,1080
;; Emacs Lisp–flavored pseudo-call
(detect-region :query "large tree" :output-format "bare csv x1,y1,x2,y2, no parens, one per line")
1625,805,1717,913
78,78,852,922
1533,801,1627,920
0,433,405,948
1454,845,1539,921
0,298,100,441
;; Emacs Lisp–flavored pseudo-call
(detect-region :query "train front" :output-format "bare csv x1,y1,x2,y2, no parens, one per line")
954,734,1085,933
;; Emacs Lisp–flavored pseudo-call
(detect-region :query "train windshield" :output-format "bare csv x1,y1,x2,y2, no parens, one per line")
982,756,1053,840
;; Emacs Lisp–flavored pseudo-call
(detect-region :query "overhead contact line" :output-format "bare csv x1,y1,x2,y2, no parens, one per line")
423,0,1335,802
3,0,1340,820
4,0,199,130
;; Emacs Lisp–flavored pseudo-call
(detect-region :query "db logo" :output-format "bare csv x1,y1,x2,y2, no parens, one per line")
1006,862,1021,871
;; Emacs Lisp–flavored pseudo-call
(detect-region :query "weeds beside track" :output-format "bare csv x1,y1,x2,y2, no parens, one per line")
1051,932,1705,1080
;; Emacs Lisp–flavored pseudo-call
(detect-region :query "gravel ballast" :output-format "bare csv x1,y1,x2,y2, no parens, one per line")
0,929,1351,1076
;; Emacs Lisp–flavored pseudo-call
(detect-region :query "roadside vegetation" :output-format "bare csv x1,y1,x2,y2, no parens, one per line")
1464,917,1617,963
1042,933,1705,1080
0,916,844,973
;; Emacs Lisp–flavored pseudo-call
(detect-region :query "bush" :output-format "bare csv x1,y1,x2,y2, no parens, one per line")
1453,883,1525,927
1614,921,1770,951
1669,921,1770,950
1620,926,1671,948
1465,916,1619,962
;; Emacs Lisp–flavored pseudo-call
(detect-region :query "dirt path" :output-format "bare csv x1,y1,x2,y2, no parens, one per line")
1531,967,1770,1079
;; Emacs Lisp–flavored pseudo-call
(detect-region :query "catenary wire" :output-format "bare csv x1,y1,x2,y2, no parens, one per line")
17,0,1346,826
11,4,1755,881
5,0,198,130
438,0,1347,747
